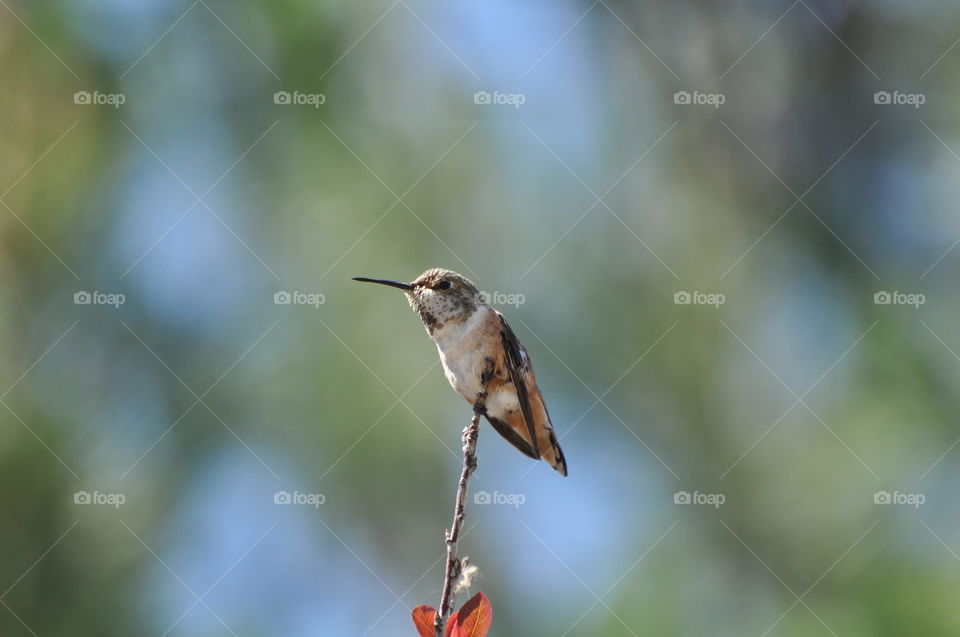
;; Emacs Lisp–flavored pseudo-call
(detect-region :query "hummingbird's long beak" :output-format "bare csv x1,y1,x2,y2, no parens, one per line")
352,277,414,291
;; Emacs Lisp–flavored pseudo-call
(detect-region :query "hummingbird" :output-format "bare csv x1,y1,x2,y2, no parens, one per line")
353,268,567,476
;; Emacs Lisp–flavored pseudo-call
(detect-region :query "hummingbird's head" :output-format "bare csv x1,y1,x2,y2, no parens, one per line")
353,268,482,334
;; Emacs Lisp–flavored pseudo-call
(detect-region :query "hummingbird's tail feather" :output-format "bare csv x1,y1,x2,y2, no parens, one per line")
543,428,568,477
527,385,567,476
484,414,539,460
484,410,568,476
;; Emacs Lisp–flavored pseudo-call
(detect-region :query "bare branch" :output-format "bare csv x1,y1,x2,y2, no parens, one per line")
434,412,480,636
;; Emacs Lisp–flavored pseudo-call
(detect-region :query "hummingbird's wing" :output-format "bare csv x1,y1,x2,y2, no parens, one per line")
497,312,541,458
489,311,568,475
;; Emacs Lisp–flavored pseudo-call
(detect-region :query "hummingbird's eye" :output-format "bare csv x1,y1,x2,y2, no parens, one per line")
437,280,452,290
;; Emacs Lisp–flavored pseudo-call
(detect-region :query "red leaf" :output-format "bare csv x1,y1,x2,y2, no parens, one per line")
411,605,437,637
448,592,493,637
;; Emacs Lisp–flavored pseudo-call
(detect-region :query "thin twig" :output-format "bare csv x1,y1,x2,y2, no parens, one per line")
434,412,480,636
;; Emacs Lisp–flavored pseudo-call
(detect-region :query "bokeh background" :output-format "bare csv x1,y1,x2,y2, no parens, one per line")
2,0,959,635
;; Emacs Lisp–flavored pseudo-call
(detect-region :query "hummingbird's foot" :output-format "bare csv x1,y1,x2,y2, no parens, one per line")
472,402,487,415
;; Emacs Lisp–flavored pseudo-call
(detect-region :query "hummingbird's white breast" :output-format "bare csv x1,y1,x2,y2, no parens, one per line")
431,304,495,404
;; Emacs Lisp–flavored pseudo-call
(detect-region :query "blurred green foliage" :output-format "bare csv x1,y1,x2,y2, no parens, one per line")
1,1,960,635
